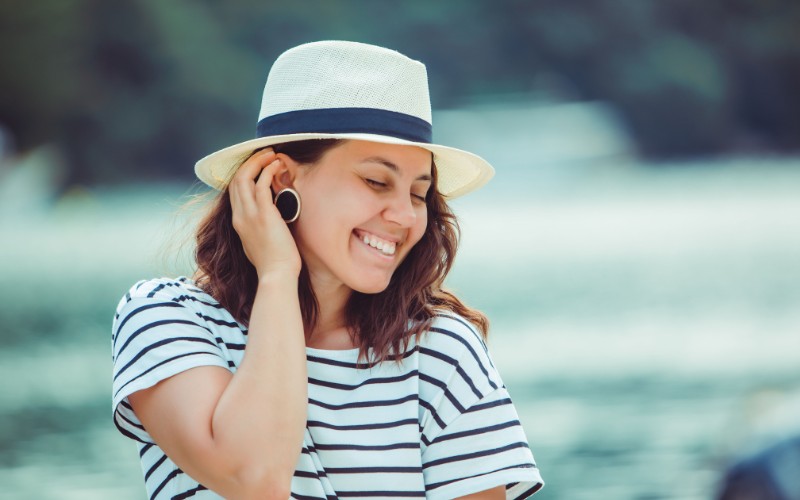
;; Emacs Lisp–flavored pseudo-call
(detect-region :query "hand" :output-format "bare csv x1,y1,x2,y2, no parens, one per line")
229,148,302,280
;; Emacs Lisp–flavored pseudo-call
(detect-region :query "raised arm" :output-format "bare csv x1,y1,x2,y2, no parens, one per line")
129,149,307,499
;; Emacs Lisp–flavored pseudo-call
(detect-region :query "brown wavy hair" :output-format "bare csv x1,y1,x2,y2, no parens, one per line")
193,139,488,363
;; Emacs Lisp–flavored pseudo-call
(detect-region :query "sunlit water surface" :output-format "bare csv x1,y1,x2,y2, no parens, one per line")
1,157,799,499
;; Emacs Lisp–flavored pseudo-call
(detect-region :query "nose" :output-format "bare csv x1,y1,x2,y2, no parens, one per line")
383,191,417,227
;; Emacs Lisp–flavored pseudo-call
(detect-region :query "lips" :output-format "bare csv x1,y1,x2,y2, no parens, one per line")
354,229,399,256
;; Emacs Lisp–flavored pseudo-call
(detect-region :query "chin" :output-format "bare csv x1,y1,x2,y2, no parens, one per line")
351,282,391,295
348,275,393,295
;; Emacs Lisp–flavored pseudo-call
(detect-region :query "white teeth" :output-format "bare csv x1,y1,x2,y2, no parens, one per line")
358,231,397,256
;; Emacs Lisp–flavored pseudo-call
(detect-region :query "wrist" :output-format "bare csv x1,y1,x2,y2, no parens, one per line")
257,268,300,289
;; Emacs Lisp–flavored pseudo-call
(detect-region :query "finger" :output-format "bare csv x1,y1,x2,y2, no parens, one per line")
228,176,249,231
255,159,282,207
231,149,277,216
235,148,277,183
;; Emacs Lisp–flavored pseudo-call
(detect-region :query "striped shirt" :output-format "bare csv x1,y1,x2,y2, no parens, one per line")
112,277,543,499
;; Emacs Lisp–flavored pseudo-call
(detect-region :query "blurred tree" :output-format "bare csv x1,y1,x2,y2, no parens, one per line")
0,0,87,158
0,0,798,187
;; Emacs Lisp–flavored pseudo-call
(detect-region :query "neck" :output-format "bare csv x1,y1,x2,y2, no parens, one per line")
306,271,351,341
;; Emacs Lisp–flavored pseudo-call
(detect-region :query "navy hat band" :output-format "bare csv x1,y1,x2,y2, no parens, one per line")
256,107,432,144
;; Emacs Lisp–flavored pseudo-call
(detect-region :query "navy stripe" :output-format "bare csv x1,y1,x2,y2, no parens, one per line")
114,415,149,444
306,347,415,369
113,302,184,344
434,314,491,359
257,107,432,144
171,485,207,499
307,370,417,391
418,347,484,400
291,495,332,500
423,441,531,469
307,417,418,431
146,280,199,296
197,313,240,328
418,373,467,413
293,469,326,479
515,482,544,499
114,336,218,381
429,325,498,389
145,454,167,481
150,468,182,500
139,443,154,457
147,282,169,298
337,491,425,498
426,463,538,491
115,318,210,359
314,442,419,451
116,409,145,430
466,397,512,413
114,350,224,399
418,398,447,432
215,338,246,350
309,394,417,411
432,420,522,445
172,293,224,309
326,466,422,474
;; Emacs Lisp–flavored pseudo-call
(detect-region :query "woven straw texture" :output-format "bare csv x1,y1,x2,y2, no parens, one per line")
259,41,432,123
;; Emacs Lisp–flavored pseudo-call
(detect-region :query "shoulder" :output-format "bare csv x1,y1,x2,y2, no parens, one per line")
114,277,222,317
111,277,239,376
112,276,239,339
416,312,502,395
418,312,491,364
118,276,216,305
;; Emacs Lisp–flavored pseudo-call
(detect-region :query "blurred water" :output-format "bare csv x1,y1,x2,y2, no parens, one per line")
1,157,799,499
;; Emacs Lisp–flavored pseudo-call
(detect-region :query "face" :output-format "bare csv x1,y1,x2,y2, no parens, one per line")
285,140,432,295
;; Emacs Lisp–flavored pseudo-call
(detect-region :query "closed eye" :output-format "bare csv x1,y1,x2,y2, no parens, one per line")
367,178,427,204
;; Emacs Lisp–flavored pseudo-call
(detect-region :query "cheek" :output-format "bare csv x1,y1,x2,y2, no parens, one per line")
407,209,429,248
295,190,360,247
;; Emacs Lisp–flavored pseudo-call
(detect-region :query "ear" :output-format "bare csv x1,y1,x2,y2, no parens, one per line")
271,153,299,192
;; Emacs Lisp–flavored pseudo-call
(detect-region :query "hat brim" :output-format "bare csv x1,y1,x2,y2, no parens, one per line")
194,133,494,199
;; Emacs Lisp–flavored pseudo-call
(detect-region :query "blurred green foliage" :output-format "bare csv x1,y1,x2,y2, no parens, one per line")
0,0,798,187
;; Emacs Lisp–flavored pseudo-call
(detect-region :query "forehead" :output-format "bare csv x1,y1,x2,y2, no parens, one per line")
325,140,433,177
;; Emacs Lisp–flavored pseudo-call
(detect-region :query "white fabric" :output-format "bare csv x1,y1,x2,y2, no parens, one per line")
260,41,431,123
111,277,543,499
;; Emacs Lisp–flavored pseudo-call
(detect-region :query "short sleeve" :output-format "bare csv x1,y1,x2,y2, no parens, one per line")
111,278,230,443
419,315,543,499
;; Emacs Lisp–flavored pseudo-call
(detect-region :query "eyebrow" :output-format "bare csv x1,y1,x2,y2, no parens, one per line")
361,156,432,182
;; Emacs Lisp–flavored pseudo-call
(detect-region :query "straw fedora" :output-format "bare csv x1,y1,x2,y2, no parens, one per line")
194,40,494,199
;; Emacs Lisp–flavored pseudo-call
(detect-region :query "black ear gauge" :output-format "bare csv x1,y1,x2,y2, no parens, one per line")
274,188,301,223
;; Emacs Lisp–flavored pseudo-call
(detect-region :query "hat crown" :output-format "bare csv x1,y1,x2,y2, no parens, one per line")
195,41,494,199
258,41,432,125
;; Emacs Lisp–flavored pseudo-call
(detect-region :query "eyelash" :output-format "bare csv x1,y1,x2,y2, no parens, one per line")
366,179,426,203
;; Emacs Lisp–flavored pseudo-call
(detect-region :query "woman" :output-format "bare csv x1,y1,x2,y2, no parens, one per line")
112,41,543,499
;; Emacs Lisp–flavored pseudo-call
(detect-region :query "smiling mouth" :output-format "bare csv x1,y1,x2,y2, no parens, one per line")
354,229,398,256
